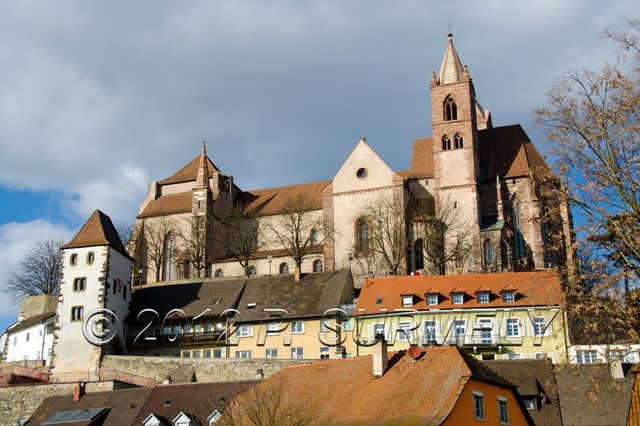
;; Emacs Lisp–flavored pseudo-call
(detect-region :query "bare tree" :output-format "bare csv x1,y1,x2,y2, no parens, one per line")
5,239,63,302
535,20,640,343
142,215,176,282
358,196,408,275
115,221,135,249
220,377,320,426
268,193,325,270
178,215,213,278
411,196,476,275
217,206,261,276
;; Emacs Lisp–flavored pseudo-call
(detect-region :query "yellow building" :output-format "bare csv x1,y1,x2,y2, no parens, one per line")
127,270,354,360
347,271,569,362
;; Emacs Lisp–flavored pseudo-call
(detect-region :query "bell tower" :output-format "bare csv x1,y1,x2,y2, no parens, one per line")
431,34,481,271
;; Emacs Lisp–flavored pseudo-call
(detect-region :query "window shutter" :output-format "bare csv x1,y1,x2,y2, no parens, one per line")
545,318,554,336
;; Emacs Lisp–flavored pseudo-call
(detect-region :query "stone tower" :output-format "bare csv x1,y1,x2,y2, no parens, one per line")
431,34,482,271
49,210,132,380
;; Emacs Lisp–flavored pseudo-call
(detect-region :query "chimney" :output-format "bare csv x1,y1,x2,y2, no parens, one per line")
611,358,624,379
294,267,301,282
73,383,86,402
372,333,388,378
162,375,172,385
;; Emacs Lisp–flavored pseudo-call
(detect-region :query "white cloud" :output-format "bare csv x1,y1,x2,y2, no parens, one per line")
0,220,73,317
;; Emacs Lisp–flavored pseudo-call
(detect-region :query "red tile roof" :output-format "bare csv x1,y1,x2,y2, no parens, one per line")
158,155,225,185
356,271,563,314
225,346,518,425
137,192,193,218
241,180,330,216
62,210,130,259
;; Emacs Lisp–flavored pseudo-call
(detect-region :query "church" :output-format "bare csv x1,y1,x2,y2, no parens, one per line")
130,34,574,285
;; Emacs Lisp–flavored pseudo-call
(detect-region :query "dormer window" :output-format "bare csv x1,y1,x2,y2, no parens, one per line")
208,410,222,425
502,291,516,303
427,293,439,305
452,293,464,305
173,411,193,426
401,295,414,307
444,96,458,121
477,292,490,304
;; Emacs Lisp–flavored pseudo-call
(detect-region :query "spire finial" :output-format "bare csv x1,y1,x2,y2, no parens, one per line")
448,23,453,39
202,141,207,156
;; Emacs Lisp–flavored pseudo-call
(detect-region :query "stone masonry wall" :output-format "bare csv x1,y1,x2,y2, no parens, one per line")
0,381,120,426
100,355,306,384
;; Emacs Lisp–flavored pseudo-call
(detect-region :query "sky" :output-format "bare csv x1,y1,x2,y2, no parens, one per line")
0,1,634,330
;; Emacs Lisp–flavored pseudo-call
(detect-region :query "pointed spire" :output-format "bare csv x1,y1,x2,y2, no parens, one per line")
61,210,130,258
438,33,465,85
431,70,438,86
196,141,210,188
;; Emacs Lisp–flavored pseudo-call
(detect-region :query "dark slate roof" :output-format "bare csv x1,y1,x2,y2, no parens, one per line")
132,381,258,424
235,270,354,322
9,311,54,333
62,210,131,259
483,359,562,426
27,387,153,425
130,279,247,321
555,363,634,426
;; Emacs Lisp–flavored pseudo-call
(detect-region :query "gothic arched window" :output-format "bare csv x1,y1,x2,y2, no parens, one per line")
356,220,369,254
279,262,289,274
163,233,175,281
483,238,494,268
313,259,323,272
454,133,464,149
444,96,458,121
441,135,452,151
414,238,424,270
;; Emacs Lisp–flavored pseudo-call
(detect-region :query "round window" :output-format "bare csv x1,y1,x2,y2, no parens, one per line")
356,168,368,179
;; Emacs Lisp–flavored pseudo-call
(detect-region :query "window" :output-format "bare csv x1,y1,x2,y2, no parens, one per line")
473,391,485,419
173,325,182,334
454,133,463,149
356,220,369,253
506,319,520,337
26,332,30,342
608,350,626,361
123,283,127,299
502,291,515,303
291,321,304,334
320,347,330,359
414,238,424,270
192,350,201,358
401,295,413,307
313,259,323,272
235,350,251,359
86,252,95,264
477,292,490,304
483,238,494,268
452,293,464,304
453,320,466,342
513,201,525,260
476,318,493,344
427,294,439,305
71,306,84,321
70,253,78,265
73,277,86,292
248,266,257,276
424,321,437,344
356,168,368,179
507,352,522,360
265,348,278,359
444,96,458,121
498,397,509,424
533,317,546,336
373,323,386,339
577,350,598,364
397,322,413,341
279,263,289,274
342,318,354,331
320,319,331,332
214,269,224,278
291,347,304,359
523,398,536,411
441,135,452,151
163,234,175,281
208,410,222,425
310,229,319,245
237,325,253,337
203,349,212,358
183,325,193,334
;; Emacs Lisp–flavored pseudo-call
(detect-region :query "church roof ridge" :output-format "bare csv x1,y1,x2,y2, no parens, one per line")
158,151,225,186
